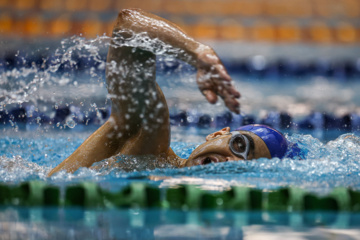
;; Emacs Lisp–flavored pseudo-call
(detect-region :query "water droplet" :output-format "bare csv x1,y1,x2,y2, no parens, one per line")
66,117,76,128
156,103,163,109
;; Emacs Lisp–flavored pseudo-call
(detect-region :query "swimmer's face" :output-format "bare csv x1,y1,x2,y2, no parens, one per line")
185,127,271,167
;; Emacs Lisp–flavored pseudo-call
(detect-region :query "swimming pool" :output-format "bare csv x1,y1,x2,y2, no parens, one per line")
1,126,360,239
1,35,360,239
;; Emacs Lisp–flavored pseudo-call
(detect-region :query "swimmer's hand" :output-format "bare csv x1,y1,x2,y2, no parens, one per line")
196,47,241,114
111,9,240,113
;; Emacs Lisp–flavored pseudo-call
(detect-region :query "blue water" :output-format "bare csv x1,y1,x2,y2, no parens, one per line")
1,207,360,240
1,127,360,195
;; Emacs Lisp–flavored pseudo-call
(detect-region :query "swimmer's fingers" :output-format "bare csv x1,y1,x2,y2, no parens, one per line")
197,65,241,113
212,64,241,98
223,95,240,114
202,90,218,104
198,80,240,114
213,63,232,82
211,72,241,113
196,51,240,112
197,70,218,104
216,78,241,99
215,86,240,113
208,64,240,100
214,79,241,114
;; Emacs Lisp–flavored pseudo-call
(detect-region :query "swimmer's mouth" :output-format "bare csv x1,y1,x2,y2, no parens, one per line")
187,154,226,166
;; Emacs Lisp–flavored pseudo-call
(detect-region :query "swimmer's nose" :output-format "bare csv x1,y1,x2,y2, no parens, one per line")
225,156,244,162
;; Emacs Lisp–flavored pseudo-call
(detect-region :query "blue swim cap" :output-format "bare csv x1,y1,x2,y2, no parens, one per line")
236,124,288,159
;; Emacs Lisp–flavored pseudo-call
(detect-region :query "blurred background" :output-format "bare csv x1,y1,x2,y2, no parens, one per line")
0,0,360,138
0,0,359,51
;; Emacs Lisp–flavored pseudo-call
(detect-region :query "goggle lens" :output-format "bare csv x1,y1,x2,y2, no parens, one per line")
229,132,253,160
231,135,246,153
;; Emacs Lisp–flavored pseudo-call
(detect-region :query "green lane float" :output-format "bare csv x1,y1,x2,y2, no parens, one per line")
65,182,104,207
103,183,161,208
0,181,359,211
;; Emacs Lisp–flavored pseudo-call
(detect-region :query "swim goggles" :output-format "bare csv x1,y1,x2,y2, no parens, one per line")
229,132,254,160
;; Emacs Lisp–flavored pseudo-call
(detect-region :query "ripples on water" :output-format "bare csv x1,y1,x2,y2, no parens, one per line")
0,131,359,193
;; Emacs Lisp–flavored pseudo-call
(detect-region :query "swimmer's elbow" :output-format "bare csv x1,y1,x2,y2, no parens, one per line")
118,8,143,19
114,9,143,30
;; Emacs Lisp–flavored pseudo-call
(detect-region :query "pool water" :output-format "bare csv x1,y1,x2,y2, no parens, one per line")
0,128,360,193
1,207,360,240
1,128,360,239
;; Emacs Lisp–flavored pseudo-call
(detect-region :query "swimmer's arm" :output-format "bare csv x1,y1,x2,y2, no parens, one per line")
115,9,240,113
47,119,121,176
114,8,202,66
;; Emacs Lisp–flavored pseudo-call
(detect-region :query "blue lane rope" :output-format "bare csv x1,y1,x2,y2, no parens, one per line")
1,107,360,131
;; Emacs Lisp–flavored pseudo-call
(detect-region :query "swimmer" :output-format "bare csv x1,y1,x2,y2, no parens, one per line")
48,9,288,176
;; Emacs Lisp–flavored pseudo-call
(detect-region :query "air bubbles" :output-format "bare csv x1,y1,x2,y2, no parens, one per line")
36,117,41,124
65,116,76,129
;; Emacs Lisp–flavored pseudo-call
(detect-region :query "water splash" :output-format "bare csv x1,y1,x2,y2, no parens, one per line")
0,133,359,193
111,30,188,58
0,31,197,136
0,36,109,108
1,32,360,193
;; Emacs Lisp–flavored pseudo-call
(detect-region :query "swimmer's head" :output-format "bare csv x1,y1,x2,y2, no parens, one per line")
236,124,288,159
185,124,287,167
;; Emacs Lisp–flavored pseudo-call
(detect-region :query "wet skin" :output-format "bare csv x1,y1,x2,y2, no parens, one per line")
185,127,271,167
48,9,249,176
